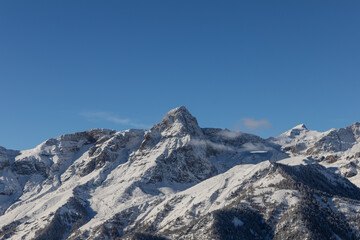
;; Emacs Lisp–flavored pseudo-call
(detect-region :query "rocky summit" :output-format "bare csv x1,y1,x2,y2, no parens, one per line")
1,106,360,240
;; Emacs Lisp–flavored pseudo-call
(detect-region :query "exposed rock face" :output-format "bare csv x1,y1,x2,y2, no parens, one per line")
286,123,308,137
1,107,360,240
80,129,145,176
134,106,217,184
0,147,19,170
150,106,204,138
0,154,10,170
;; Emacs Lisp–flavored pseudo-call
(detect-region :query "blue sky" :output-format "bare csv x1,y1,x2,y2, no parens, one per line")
1,1,360,150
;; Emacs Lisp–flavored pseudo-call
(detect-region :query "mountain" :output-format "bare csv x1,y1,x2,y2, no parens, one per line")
1,107,360,240
271,122,360,187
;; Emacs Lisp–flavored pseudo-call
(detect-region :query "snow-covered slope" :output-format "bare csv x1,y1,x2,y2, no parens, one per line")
1,107,360,240
272,122,360,187
271,124,326,154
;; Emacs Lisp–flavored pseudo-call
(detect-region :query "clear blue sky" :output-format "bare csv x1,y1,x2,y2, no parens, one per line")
1,1,360,150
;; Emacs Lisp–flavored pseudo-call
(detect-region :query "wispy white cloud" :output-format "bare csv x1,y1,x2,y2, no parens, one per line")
190,139,234,152
189,138,272,153
80,111,150,129
242,118,271,130
217,129,243,139
235,118,271,131
240,142,272,152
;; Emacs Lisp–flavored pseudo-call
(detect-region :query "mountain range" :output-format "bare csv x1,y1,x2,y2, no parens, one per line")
1,106,360,240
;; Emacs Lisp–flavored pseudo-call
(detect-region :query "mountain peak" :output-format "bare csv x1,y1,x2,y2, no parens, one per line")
282,123,308,137
292,123,307,130
166,105,190,116
151,106,203,137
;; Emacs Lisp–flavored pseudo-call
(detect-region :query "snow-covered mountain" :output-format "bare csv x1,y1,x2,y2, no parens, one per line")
1,107,360,240
271,121,360,187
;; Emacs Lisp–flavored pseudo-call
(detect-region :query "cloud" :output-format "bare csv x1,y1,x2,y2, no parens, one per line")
235,118,271,131
80,111,150,129
189,138,271,153
190,139,234,152
240,142,272,152
217,129,243,139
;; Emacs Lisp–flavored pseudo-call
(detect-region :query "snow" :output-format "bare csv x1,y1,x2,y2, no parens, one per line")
271,124,327,154
273,122,360,188
277,156,313,166
1,107,360,239
250,151,268,154
268,190,299,206
293,124,307,129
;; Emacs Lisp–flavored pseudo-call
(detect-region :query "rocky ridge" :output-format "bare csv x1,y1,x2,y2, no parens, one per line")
271,121,360,187
0,107,360,240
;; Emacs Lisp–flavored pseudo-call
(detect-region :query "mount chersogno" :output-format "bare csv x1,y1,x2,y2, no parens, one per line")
1,106,360,240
